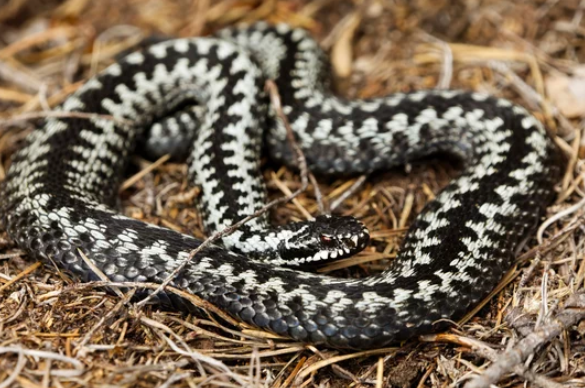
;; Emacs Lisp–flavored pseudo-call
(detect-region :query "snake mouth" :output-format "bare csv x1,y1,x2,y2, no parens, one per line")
309,228,369,264
295,247,351,265
279,228,370,267
322,234,366,251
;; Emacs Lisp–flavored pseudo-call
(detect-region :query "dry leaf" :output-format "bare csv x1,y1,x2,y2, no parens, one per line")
545,66,585,118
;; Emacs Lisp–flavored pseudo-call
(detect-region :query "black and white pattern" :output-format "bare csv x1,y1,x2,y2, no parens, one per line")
0,23,561,349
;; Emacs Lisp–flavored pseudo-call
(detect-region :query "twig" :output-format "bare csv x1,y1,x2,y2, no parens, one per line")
0,0,27,23
271,172,313,219
158,371,193,388
0,60,44,93
135,79,311,308
427,334,565,388
0,261,40,292
0,290,27,325
0,346,84,378
144,317,258,386
489,60,543,111
398,191,414,229
375,357,384,388
537,196,585,244
418,32,453,89
307,346,363,385
297,346,398,381
0,26,79,60
0,349,26,388
74,287,136,355
77,248,124,297
416,364,435,388
120,154,170,191
329,174,368,211
308,173,326,214
0,251,23,260
464,293,585,388
517,252,543,289
266,79,309,190
517,215,585,265
89,25,144,77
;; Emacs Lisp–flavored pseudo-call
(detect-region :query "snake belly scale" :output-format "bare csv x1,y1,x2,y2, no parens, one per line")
0,23,561,349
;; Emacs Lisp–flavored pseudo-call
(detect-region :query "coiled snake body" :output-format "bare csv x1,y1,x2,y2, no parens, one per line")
0,23,561,349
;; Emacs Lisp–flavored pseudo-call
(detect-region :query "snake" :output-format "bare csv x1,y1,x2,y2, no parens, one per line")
0,23,562,349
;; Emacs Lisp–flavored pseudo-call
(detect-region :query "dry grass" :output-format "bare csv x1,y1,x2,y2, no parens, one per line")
1,0,584,387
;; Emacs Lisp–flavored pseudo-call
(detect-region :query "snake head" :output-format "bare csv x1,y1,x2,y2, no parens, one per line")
276,214,370,266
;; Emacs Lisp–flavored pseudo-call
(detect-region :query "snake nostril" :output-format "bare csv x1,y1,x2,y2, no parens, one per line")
343,238,357,249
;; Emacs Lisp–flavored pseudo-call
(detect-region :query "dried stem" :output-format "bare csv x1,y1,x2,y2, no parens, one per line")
464,293,585,388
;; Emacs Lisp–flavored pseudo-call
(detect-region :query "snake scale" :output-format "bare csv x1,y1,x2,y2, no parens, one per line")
0,23,562,349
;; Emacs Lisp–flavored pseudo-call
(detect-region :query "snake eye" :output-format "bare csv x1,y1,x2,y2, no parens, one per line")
320,234,335,246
